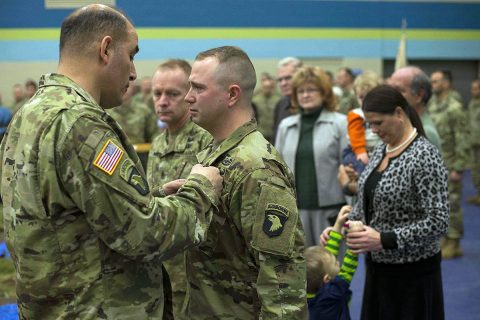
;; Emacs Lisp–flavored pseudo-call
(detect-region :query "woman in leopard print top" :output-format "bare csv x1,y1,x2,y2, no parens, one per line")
346,85,448,320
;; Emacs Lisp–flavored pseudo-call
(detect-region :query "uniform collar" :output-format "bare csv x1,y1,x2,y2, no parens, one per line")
164,120,197,151
39,73,99,108
198,118,257,166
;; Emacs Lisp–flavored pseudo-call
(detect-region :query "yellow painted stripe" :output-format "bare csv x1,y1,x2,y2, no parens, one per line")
1,28,479,41
0,28,60,40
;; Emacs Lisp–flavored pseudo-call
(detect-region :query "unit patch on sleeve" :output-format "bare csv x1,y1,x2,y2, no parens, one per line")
127,166,149,195
119,158,149,195
93,139,124,175
263,203,289,237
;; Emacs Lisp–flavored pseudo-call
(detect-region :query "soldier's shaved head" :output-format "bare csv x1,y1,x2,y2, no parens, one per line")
59,4,131,59
195,46,257,101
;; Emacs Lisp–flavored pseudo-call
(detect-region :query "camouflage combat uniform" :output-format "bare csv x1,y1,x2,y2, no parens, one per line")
107,99,158,145
468,96,480,195
428,94,469,240
252,90,282,142
147,120,213,319
337,89,358,115
185,119,307,319
0,73,219,319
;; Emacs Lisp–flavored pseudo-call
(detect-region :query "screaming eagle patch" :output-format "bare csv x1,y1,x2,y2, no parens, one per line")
263,203,289,237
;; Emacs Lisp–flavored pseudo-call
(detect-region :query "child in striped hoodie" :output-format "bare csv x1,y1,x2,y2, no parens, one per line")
305,206,362,320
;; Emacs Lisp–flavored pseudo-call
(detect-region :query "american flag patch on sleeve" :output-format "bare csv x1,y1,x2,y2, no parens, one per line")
93,139,124,175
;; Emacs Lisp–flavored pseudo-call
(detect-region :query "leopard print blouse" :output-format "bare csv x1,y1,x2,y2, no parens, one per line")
350,135,449,264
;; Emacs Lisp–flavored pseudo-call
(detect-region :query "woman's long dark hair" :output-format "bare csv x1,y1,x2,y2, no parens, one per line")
362,84,426,137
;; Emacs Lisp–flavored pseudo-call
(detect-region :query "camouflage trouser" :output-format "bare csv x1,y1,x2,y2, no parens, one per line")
447,176,463,239
164,252,188,320
472,146,480,193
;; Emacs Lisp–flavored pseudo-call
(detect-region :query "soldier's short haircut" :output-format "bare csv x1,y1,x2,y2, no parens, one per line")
340,67,355,81
261,72,274,81
25,79,38,90
277,57,303,69
158,59,192,78
441,70,453,83
409,66,432,105
195,46,257,100
59,5,131,58
305,246,338,294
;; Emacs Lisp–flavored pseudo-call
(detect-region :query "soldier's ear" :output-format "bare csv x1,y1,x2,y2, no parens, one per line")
99,36,113,65
227,84,241,108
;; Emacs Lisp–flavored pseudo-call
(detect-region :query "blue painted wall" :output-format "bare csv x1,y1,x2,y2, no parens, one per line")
1,0,480,29
0,0,479,61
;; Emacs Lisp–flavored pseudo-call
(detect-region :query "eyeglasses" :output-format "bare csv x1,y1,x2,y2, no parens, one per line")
276,75,292,83
297,88,320,95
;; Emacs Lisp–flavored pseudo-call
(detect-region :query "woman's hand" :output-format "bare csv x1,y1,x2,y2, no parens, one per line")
346,225,382,254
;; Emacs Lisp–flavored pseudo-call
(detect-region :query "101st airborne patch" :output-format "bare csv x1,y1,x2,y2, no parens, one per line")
263,203,289,237
119,158,149,195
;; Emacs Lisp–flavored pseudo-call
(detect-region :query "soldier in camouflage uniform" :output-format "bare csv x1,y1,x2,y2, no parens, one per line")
0,5,222,319
429,70,470,259
147,59,213,319
467,79,480,205
107,82,158,145
335,67,359,115
252,72,282,142
184,46,307,319
132,76,155,113
9,84,26,114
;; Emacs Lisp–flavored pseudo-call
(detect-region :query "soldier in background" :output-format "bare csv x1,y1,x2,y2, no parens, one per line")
184,46,307,319
272,56,302,143
441,70,463,105
0,5,222,319
252,72,281,142
24,78,38,100
429,70,470,259
0,93,13,140
467,79,480,205
132,76,154,112
10,83,25,114
107,81,158,145
335,67,359,115
147,59,213,319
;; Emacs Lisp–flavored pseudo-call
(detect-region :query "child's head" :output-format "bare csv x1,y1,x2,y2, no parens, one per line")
305,246,340,294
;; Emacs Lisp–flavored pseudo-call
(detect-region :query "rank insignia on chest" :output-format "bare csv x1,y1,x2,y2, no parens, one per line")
93,140,124,175
263,203,289,237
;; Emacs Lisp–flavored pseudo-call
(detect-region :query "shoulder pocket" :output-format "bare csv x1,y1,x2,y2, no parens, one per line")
251,182,298,257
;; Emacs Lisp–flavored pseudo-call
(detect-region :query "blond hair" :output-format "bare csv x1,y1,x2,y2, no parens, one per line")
305,246,339,294
291,66,337,111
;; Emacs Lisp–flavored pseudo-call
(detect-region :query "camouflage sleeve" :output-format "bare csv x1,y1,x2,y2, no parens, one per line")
238,165,307,318
58,116,218,262
146,134,161,186
451,107,470,171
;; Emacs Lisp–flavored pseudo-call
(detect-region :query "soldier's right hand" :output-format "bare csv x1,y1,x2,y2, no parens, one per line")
190,164,223,196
